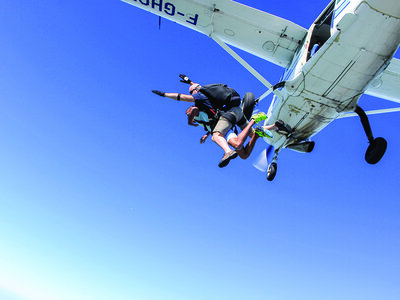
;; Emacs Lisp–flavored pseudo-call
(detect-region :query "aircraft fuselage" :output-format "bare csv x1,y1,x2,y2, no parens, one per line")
266,0,400,149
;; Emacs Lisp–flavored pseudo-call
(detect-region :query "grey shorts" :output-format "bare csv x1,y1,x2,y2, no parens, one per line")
213,106,249,136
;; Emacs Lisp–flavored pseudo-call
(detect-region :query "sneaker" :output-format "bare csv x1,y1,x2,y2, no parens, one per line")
218,150,238,168
275,120,292,133
251,112,267,123
254,125,273,138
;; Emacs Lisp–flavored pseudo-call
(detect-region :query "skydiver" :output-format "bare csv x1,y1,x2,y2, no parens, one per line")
152,81,268,167
186,105,277,160
186,105,291,159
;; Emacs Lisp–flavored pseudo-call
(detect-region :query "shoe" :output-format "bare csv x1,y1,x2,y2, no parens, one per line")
254,125,273,138
251,112,267,123
218,150,238,168
275,120,292,133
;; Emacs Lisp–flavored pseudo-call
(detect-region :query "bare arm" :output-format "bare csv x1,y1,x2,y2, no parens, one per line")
200,132,211,144
165,93,194,102
152,90,194,102
187,106,200,126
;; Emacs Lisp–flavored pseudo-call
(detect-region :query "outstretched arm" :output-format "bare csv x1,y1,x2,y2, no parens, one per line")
152,90,194,102
166,93,194,102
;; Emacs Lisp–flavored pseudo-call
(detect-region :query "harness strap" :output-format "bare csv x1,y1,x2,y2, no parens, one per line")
195,119,212,132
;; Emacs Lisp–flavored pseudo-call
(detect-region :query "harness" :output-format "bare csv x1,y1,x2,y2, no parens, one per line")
194,84,243,133
199,84,241,112
194,105,220,132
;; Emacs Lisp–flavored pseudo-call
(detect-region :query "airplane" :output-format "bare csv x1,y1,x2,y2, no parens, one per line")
122,0,400,181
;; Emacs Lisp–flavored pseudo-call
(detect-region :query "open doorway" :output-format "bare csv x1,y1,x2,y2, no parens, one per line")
307,0,335,60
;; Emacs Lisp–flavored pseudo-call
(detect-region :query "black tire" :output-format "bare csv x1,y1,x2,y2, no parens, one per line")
241,92,256,120
365,137,387,164
307,141,315,153
267,162,277,181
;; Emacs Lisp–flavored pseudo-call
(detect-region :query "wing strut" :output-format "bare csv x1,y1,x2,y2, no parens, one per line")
210,34,281,102
338,107,400,118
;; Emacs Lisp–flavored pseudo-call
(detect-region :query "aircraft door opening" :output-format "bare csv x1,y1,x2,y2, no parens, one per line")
307,0,336,61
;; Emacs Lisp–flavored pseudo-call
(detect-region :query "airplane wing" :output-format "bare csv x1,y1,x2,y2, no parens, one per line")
122,0,307,67
364,57,400,104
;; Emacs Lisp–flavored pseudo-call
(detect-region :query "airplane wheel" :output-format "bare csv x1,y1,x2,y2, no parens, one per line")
267,162,277,181
365,137,387,164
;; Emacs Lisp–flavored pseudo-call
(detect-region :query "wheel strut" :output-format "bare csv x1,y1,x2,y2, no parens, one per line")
354,105,387,164
355,105,374,143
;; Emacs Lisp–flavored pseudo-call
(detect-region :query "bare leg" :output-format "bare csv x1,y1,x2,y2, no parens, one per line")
212,132,232,154
228,119,256,149
213,131,239,168
237,133,259,159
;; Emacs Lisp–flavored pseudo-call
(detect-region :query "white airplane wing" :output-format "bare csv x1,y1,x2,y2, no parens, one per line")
365,57,400,104
122,0,307,67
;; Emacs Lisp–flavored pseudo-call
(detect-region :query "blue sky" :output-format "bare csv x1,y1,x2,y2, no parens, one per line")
0,1,399,300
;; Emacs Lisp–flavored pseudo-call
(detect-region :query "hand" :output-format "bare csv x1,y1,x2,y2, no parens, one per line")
152,90,165,97
200,133,209,144
179,74,192,84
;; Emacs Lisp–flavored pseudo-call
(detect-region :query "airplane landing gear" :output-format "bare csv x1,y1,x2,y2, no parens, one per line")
355,105,387,164
266,148,279,181
365,137,387,164
267,162,277,181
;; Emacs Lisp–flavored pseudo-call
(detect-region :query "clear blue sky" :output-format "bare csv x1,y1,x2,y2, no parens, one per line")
0,1,399,300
